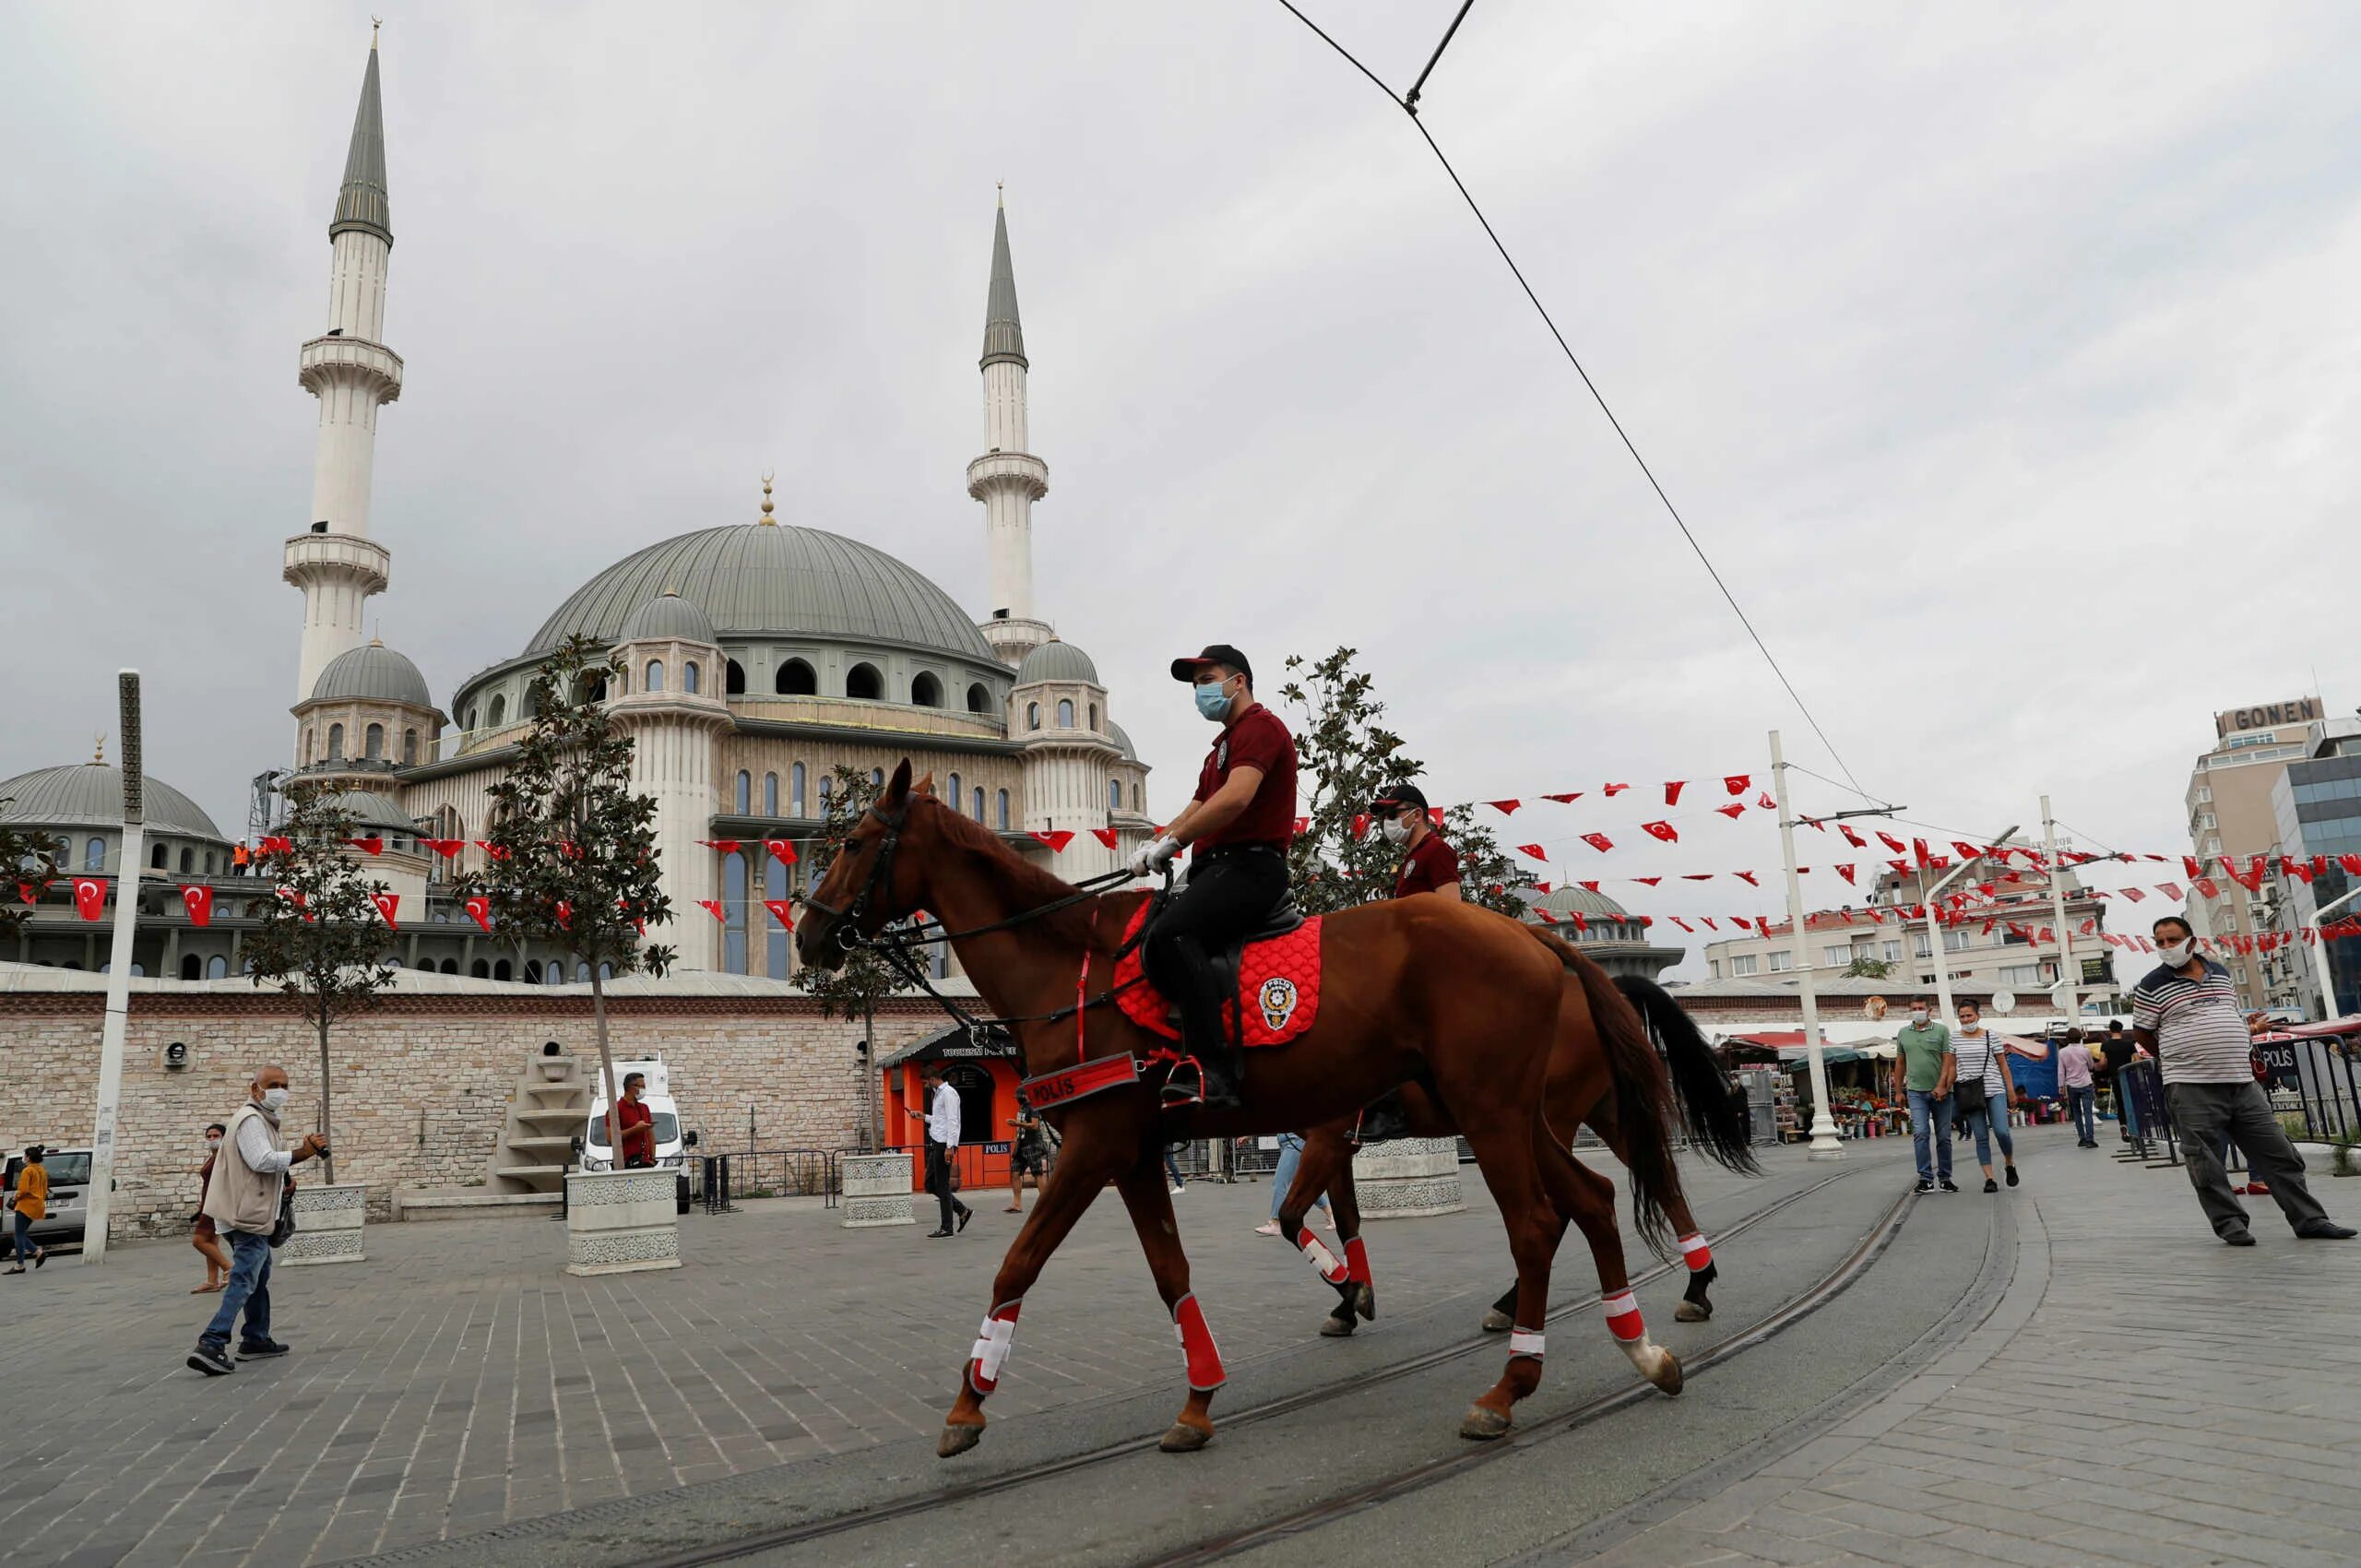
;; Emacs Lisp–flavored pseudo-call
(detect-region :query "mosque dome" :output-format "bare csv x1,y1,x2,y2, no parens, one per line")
1014,638,1099,686
318,790,421,832
1528,883,1649,942
618,589,718,645
524,525,1000,664
1106,719,1137,761
0,764,229,842
311,641,433,707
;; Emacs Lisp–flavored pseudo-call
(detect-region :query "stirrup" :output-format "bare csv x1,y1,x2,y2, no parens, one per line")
1160,1056,1207,1109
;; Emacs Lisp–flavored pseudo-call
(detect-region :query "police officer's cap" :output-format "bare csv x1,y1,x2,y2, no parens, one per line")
1370,783,1429,814
1170,644,1252,687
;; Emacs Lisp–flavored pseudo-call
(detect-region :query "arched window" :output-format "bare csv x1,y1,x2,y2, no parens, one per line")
1026,702,1040,731
735,770,752,814
1057,699,1074,728
846,663,884,700
364,723,385,760
440,958,459,975
684,661,700,694
487,695,506,728
181,954,202,980
1133,781,1142,810
470,958,491,979
947,772,962,815
791,762,806,815
724,851,749,974
402,729,419,766
326,724,345,761
203,852,215,874
967,683,991,714
301,729,314,766
85,837,104,872
206,956,229,980
465,707,479,732
524,959,543,984
580,671,607,704
493,959,513,981
764,772,778,815
973,786,985,820
996,790,1010,829
766,853,790,980
819,775,833,810
1110,778,1122,813
548,963,566,987
1088,704,1098,730
615,668,627,695
776,659,817,695
911,672,943,707
726,659,747,695
871,767,884,788
150,843,168,870
179,847,195,873
646,659,665,693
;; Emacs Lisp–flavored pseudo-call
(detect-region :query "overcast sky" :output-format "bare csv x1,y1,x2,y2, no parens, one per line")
6,3,2357,980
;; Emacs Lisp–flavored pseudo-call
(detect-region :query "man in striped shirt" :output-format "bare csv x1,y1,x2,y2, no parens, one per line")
2131,914,2352,1246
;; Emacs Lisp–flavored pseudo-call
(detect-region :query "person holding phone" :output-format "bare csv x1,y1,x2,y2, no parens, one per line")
187,1064,329,1376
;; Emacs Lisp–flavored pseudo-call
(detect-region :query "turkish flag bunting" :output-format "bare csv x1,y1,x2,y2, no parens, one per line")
559,840,584,860
1869,909,1888,924
554,900,574,930
1293,817,1311,836
1632,876,1662,886
1757,791,1777,811
1835,864,1857,884
2120,886,2145,902
2037,926,2055,943
1664,781,1686,805
1091,827,1119,850
373,891,399,930
698,838,742,855
474,841,510,861
696,899,724,921
1716,804,1746,819
1642,821,1678,842
1700,917,1719,931
17,882,38,907
2193,877,2220,898
260,836,293,855
620,898,646,935
764,838,799,864
71,877,107,921
763,898,795,930
1535,881,1553,894
1839,825,1867,848
1603,783,1631,796
1682,873,1714,881
1579,881,1602,893
1029,830,1075,852
346,837,383,856
1488,800,1521,815
1875,831,1905,854
1732,916,1753,931
1581,833,1613,853
1351,814,1370,840
1980,920,1996,934
423,838,464,858
2158,881,2182,899
465,896,492,932
1736,871,1761,886
2284,856,2316,884
276,886,313,922
180,885,213,926
1724,775,1750,795
1888,860,1911,874
1951,841,1981,861
1568,910,1588,932
1542,792,1583,804
1535,909,1559,924
1670,917,1693,932
1427,807,1445,828
2342,853,2361,877
1516,843,1548,861
2304,929,2319,946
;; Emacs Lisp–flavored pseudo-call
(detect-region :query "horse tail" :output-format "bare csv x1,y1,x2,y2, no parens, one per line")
1615,973,1761,1175
1526,928,1684,1258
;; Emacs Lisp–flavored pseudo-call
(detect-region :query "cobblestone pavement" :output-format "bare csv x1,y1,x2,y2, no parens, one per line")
0,1153,1786,1568
1539,1135,2361,1568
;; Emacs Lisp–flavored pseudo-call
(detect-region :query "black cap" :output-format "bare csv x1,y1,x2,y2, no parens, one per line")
1170,645,1252,687
1370,782,1429,814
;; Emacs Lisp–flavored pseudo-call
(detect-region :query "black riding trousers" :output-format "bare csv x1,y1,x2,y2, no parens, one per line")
1143,851,1289,1050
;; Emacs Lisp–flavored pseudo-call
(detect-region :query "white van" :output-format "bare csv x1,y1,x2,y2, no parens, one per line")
581,1058,695,1170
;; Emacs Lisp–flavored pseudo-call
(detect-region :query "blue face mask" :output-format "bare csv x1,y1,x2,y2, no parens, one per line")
1194,680,1232,720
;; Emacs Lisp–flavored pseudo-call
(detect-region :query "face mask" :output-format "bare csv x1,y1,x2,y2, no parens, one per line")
1382,817,1409,845
2159,941,2192,966
206,1135,221,1148
1909,1010,1928,1024
259,1087,289,1113
1193,680,1232,721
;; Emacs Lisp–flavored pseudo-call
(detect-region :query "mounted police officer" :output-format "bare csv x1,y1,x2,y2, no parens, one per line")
1130,644,1298,1111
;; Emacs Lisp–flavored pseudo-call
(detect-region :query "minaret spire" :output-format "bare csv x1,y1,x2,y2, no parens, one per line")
968,190,1051,663
283,35,403,707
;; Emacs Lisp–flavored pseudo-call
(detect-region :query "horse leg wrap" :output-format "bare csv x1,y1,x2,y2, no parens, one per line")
1344,1236,1372,1287
1604,1289,1671,1381
1297,1228,1349,1286
967,1301,1022,1396
1507,1328,1546,1360
1678,1232,1714,1273
1172,1292,1227,1392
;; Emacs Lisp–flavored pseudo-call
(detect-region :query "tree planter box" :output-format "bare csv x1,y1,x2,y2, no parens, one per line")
564,1169,682,1276
1351,1136,1465,1219
279,1182,367,1266
840,1152,919,1229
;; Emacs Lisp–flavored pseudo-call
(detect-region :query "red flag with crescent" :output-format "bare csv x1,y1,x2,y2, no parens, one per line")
1515,844,1548,861
555,900,573,930
1642,821,1678,842
473,841,510,861
181,885,214,927
1535,909,1558,924
764,838,798,864
465,896,492,932
1029,831,1074,853
70,878,105,921
1839,825,1867,848
347,837,384,856
1602,783,1631,796
1716,804,1745,819
277,886,314,922
698,838,742,855
1581,834,1613,853
260,836,293,855
697,899,725,921
17,882,38,907
1488,800,1521,816
423,838,464,859
1543,792,1583,804
1351,814,1370,840
763,898,795,930
373,891,400,930
1724,775,1750,795
1663,781,1686,805
1091,827,1119,850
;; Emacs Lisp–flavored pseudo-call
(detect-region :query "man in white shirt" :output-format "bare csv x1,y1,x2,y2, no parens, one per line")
904,1065,973,1238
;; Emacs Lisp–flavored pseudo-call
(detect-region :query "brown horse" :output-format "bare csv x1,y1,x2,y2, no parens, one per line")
796,763,1690,1457
1271,960,1757,1339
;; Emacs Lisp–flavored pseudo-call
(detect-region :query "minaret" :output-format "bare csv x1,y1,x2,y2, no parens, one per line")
284,30,402,705
968,189,1054,665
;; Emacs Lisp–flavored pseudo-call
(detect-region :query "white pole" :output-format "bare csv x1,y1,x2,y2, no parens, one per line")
2308,885,2361,1021
1770,730,1842,1159
84,670,143,1263
2041,796,2079,1030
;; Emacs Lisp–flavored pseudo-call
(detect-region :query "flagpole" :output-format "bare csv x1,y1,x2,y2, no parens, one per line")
1770,730,1842,1159
85,671,143,1263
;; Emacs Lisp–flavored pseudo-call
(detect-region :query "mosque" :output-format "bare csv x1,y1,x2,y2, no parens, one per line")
1,38,1154,983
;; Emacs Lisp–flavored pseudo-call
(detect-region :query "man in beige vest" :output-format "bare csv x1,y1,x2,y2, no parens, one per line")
187,1064,327,1377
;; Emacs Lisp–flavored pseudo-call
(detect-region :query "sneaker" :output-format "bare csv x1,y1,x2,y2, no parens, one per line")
236,1338,290,1359
1169,1184,1185,1196
2005,1165,2020,1188
187,1345,235,1376
1253,1220,1282,1237
1913,1178,1934,1194
1939,1179,1960,1194
1983,1177,1999,1194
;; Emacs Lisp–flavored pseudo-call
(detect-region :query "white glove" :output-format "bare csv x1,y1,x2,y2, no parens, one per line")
1130,836,1181,878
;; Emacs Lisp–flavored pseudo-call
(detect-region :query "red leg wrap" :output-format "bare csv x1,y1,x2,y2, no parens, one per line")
967,1300,1023,1396
1603,1289,1645,1342
1678,1232,1713,1272
1296,1227,1348,1285
1343,1235,1372,1287
1172,1292,1227,1391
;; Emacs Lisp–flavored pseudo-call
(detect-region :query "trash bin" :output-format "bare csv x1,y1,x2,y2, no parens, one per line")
676,1170,692,1216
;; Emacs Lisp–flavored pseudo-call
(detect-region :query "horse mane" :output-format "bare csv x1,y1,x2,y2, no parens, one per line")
917,793,1134,952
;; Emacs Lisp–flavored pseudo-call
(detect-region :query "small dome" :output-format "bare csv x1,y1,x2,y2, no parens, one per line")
295,790,420,833
1107,719,1137,760
312,642,433,708
1528,884,1647,941
1015,638,1099,686
619,589,717,645
0,763,228,841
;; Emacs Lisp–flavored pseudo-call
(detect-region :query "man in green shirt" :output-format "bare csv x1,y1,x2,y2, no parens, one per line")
1892,997,1957,1194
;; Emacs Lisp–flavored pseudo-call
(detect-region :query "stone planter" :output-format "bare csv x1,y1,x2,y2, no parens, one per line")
1351,1136,1466,1219
840,1151,919,1229
563,1168,682,1276
279,1182,367,1266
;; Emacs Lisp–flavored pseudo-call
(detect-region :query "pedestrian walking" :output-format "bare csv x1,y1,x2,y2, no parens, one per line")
1254,1132,1329,1236
2058,1031,2098,1147
1893,997,1957,1194
4,1146,49,1273
1164,1147,1189,1195
2097,1020,2140,1142
192,1122,231,1292
1950,1003,2020,1194
188,1064,329,1374
903,1065,972,1238
1004,1093,1050,1214
2132,915,2355,1246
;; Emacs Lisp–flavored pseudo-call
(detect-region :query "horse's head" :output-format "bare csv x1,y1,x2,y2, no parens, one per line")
796,759,942,971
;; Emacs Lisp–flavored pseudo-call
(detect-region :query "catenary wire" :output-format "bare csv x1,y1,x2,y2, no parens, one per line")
1275,1,1876,802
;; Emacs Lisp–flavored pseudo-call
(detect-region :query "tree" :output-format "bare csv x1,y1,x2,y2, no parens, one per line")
468,636,676,1162
796,764,909,1150
242,786,401,1185
1842,956,1897,980
0,808,59,944
1276,647,1530,920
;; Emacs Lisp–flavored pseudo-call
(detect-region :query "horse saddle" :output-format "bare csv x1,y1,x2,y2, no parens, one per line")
1114,895,1323,1048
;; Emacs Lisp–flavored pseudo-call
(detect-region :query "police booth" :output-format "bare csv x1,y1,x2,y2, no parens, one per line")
878,1024,1025,1194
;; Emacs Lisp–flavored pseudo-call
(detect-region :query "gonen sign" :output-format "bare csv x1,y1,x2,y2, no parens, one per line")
2214,696,2319,737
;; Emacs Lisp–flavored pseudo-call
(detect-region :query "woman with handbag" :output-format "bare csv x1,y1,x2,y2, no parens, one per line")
1951,1001,2020,1194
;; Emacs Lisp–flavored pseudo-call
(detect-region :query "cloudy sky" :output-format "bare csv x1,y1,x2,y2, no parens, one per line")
6,3,2356,979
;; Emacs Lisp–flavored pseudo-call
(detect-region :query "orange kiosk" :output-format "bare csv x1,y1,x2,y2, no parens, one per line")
879,1024,1026,1193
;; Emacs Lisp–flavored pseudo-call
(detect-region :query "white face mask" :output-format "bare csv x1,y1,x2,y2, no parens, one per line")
206,1135,222,1148
1909,1009,1928,1024
258,1086,289,1113
2159,940,2193,967
1381,817,1409,846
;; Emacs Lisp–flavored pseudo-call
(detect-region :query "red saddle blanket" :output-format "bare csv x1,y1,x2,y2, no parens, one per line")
1112,903,1325,1048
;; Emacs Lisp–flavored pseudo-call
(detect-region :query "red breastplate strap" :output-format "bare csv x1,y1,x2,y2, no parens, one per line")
1022,1053,1142,1110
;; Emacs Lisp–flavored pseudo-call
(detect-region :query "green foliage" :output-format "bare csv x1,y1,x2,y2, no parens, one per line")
1842,956,1898,979
1275,647,1530,920
794,764,907,1022
0,814,59,943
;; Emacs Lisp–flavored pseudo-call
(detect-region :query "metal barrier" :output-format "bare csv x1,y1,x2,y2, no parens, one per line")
685,1149,839,1212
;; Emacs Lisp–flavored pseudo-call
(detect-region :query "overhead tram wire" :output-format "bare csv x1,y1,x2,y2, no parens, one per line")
1275,1,1878,804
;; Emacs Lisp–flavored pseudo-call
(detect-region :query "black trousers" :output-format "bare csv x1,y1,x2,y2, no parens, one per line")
924,1139,968,1230
1142,849,1289,1054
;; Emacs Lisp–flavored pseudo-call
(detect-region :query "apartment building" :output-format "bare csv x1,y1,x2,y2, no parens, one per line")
2185,697,2334,1008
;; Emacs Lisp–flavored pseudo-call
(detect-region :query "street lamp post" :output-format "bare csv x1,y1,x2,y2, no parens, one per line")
1770,730,1842,1159
85,671,143,1264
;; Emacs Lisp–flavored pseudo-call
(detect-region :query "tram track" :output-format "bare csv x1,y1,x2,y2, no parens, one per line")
622,1167,1861,1568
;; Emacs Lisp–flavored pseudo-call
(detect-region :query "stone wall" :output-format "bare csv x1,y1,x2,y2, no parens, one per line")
0,983,945,1241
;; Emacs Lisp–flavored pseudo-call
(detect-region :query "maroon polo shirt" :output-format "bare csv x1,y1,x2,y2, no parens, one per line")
1192,703,1298,852
1395,832,1461,897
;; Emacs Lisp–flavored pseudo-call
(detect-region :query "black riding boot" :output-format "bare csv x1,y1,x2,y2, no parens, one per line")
1162,943,1242,1112
1357,1088,1412,1144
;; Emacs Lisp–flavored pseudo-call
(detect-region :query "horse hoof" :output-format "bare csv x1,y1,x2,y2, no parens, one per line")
1321,1312,1357,1337
1354,1283,1378,1322
1459,1404,1513,1441
938,1422,984,1458
1675,1298,1712,1323
1159,1420,1214,1453
1652,1350,1686,1396
1479,1309,1513,1334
